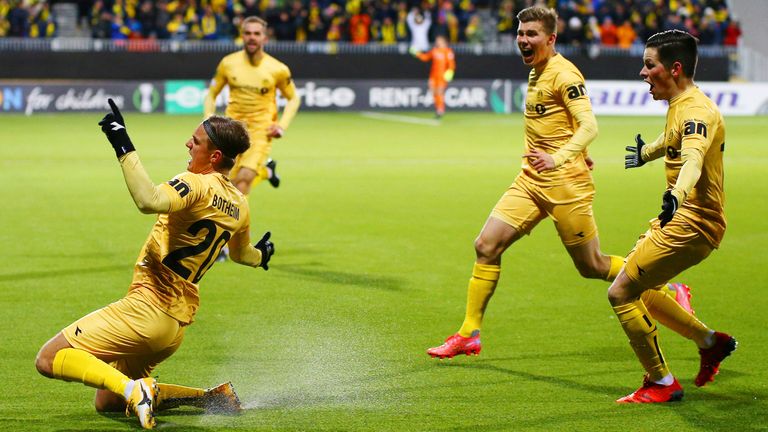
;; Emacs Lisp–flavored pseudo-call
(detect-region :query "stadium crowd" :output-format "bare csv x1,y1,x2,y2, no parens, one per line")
1,0,742,47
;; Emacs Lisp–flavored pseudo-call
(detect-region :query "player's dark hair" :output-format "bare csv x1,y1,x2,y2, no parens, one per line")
242,16,268,29
203,116,250,170
646,30,699,78
517,6,558,35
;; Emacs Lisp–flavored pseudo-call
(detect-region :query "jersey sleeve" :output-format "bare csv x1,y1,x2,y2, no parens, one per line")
679,105,717,155
670,105,715,203
204,59,228,117
556,70,592,116
158,172,208,213
276,64,297,100
276,64,300,130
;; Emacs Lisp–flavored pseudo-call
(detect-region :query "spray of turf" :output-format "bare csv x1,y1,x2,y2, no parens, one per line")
223,321,393,412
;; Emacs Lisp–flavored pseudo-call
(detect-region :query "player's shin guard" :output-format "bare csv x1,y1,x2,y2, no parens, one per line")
641,288,711,348
156,383,205,411
458,263,500,338
613,300,670,382
604,255,624,281
52,348,131,396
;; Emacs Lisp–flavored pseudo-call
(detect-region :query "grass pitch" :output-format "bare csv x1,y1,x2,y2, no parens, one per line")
0,112,766,431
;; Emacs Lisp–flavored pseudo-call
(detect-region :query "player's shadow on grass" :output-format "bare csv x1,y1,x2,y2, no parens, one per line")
275,264,404,291
440,360,630,396
94,410,213,431
0,264,126,282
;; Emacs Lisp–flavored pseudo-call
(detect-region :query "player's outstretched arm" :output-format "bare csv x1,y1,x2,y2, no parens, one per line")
98,98,171,214
626,132,666,168
229,230,275,270
625,134,646,168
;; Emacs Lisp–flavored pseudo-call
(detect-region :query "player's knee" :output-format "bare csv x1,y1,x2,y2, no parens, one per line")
607,284,632,306
34,353,53,378
34,345,56,378
574,259,603,279
474,237,501,262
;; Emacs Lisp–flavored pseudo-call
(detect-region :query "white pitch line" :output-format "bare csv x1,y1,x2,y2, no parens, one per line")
360,111,441,126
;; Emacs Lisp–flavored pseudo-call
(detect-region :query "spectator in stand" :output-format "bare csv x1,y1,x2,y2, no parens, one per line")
406,7,430,52
348,2,371,44
464,14,484,44
29,1,55,38
167,11,189,40
153,0,171,38
723,19,741,46
271,10,295,40
306,13,326,41
326,15,343,41
495,0,515,44
662,12,686,32
616,18,636,49
394,1,409,43
8,0,30,36
378,16,396,44
136,0,156,38
200,5,219,40
600,16,618,46
242,0,260,17
111,14,131,39
697,14,720,46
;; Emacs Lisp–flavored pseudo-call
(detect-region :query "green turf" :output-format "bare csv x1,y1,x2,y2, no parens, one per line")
0,112,766,431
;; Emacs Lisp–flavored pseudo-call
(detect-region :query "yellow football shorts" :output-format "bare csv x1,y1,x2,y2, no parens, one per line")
490,176,598,247
230,123,272,179
623,216,714,289
62,287,185,379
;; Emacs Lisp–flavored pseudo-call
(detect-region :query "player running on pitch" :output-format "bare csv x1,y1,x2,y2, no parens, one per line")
204,16,300,195
610,29,736,403
426,6,696,362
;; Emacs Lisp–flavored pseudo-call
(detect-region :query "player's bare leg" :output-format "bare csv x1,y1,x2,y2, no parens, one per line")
232,167,258,195
566,237,623,281
428,217,520,359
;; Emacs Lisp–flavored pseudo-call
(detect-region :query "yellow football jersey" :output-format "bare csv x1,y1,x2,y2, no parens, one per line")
662,86,726,247
129,171,251,324
522,54,593,185
207,51,296,124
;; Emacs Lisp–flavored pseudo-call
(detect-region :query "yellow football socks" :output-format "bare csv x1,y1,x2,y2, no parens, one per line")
52,348,131,396
604,255,624,281
157,383,206,410
613,300,670,382
642,288,712,348
458,263,500,338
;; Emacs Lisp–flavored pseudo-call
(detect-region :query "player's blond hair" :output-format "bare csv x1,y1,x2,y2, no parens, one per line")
241,16,268,30
517,6,558,35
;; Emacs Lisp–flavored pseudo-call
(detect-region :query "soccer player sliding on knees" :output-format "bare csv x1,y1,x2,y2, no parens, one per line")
35,99,275,428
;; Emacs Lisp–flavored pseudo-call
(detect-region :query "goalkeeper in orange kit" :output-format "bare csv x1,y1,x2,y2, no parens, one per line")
412,35,456,118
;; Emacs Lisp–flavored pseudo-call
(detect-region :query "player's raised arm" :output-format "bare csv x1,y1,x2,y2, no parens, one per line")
98,98,171,214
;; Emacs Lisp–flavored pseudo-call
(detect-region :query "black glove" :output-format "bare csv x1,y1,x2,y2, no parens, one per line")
98,98,135,159
658,190,678,228
625,134,646,169
254,232,275,270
